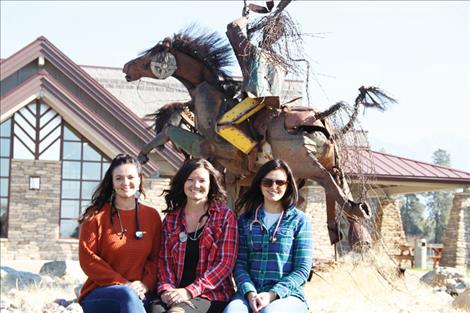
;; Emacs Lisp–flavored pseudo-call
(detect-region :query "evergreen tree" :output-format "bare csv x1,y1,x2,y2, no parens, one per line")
425,149,453,243
400,194,425,237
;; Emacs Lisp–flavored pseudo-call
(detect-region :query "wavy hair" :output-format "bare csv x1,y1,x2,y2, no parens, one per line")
79,154,144,223
235,159,298,217
163,158,226,213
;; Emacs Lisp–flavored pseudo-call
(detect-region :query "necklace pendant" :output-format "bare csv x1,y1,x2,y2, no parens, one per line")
179,231,188,242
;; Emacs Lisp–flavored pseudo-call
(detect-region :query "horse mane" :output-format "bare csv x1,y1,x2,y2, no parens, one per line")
145,24,241,96
146,102,190,134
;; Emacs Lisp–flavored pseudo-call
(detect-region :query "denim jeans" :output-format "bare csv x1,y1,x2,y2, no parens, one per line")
80,285,149,313
223,292,308,313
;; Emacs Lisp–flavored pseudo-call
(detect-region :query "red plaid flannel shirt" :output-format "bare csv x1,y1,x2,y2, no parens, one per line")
157,203,238,301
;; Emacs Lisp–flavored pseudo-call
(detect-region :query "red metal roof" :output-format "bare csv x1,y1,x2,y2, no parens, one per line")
346,149,470,185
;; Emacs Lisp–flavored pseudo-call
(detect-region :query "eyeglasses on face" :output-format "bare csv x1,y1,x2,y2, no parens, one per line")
260,178,288,188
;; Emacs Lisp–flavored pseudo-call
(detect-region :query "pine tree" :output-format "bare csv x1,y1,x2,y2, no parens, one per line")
400,194,425,237
424,149,453,243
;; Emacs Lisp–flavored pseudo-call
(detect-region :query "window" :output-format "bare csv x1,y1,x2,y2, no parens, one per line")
0,119,12,238
13,101,61,160
7,100,110,239
60,125,109,238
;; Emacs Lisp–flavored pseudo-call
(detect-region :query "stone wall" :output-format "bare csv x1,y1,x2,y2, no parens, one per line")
0,160,72,260
373,198,407,253
299,183,335,259
0,160,171,261
440,191,470,269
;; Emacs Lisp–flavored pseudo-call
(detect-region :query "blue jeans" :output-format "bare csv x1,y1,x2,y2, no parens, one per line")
223,292,308,313
80,285,149,313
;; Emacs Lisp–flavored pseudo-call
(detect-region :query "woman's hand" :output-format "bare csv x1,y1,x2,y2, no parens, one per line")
125,280,148,300
255,291,277,311
246,292,259,313
161,288,192,306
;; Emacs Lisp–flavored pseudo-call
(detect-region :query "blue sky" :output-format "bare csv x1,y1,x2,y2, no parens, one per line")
2,1,469,172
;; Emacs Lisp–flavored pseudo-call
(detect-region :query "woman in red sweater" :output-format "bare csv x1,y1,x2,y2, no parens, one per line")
151,158,238,313
78,154,162,313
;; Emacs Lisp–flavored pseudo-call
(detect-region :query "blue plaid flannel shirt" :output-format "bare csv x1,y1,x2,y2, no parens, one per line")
234,206,313,301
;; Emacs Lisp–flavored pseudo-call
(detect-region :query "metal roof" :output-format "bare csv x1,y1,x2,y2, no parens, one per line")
345,149,470,196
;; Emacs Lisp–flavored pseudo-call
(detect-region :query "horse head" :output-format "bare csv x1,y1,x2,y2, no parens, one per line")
123,27,240,97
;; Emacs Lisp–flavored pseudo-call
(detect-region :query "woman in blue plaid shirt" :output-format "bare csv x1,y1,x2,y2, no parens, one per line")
224,159,313,313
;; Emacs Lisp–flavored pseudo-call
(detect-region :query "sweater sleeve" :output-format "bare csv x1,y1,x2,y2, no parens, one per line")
141,209,162,292
78,216,128,286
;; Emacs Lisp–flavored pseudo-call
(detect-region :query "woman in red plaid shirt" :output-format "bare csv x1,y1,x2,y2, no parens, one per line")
151,158,239,313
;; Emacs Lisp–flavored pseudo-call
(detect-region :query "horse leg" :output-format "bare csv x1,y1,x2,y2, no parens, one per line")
301,151,370,220
314,161,372,247
138,127,172,164
325,192,342,245
138,125,206,164
347,217,372,250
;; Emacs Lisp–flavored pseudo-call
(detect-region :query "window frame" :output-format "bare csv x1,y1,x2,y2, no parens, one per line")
0,118,13,238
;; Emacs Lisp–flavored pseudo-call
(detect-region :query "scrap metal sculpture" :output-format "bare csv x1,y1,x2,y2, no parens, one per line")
123,2,395,248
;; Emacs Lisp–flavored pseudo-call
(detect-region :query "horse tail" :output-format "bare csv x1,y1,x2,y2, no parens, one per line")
146,101,191,134
331,86,396,140
314,102,346,121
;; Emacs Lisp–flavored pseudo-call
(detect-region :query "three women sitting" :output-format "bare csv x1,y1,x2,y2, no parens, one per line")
79,157,312,313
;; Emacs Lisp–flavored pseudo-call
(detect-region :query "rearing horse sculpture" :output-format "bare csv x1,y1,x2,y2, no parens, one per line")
123,27,393,248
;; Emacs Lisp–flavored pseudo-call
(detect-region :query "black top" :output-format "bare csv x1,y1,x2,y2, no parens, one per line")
178,232,200,288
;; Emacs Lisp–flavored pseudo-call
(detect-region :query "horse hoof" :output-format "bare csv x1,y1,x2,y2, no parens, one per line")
137,153,149,164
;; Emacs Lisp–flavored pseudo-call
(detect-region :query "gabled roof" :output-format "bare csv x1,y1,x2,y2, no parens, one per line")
346,149,470,195
1,36,184,176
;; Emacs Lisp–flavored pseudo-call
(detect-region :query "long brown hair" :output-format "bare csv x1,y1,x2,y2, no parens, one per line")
162,158,226,213
79,154,144,223
235,159,298,217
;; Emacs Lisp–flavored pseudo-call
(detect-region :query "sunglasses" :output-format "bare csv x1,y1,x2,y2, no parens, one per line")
261,178,288,188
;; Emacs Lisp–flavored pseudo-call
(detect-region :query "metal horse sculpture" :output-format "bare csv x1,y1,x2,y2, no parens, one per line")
123,28,393,248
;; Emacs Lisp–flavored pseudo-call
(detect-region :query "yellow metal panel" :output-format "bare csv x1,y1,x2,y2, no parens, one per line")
218,97,263,125
216,126,257,154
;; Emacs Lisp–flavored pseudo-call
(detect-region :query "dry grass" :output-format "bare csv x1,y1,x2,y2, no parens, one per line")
304,247,467,313
1,281,78,312
2,251,468,313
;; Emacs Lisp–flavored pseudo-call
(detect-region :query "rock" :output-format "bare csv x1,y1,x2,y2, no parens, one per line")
447,278,468,295
65,302,83,312
420,267,466,287
39,261,85,283
54,298,72,307
453,288,470,312
40,261,67,277
1,266,44,291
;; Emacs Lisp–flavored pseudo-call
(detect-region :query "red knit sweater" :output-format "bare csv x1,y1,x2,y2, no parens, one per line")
78,202,161,302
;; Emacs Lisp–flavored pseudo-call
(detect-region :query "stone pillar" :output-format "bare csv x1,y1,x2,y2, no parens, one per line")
440,190,470,269
299,182,335,260
373,198,407,253
141,177,171,215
